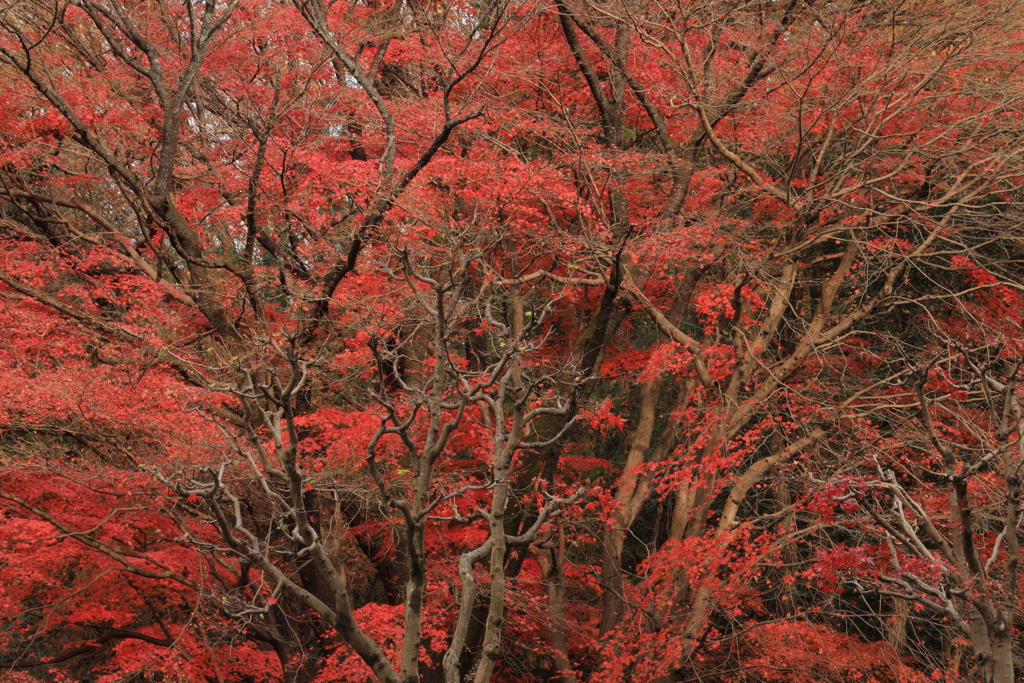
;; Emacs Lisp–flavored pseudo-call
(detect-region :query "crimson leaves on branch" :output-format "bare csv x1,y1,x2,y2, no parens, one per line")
1,1,1023,682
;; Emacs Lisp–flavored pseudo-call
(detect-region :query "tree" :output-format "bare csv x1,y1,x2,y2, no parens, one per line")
826,324,1024,682
1,0,1023,682
543,0,1024,680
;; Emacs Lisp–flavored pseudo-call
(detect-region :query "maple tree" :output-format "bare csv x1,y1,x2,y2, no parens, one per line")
1,0,1024,682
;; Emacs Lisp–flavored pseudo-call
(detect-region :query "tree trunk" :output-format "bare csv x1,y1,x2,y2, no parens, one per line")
985,630,1014,683
599,378,663,634
537,530,577,683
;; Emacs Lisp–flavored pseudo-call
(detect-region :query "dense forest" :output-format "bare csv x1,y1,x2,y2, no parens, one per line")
2,0,1024,681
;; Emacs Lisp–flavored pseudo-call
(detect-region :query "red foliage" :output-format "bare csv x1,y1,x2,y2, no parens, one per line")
2,0,1023,682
